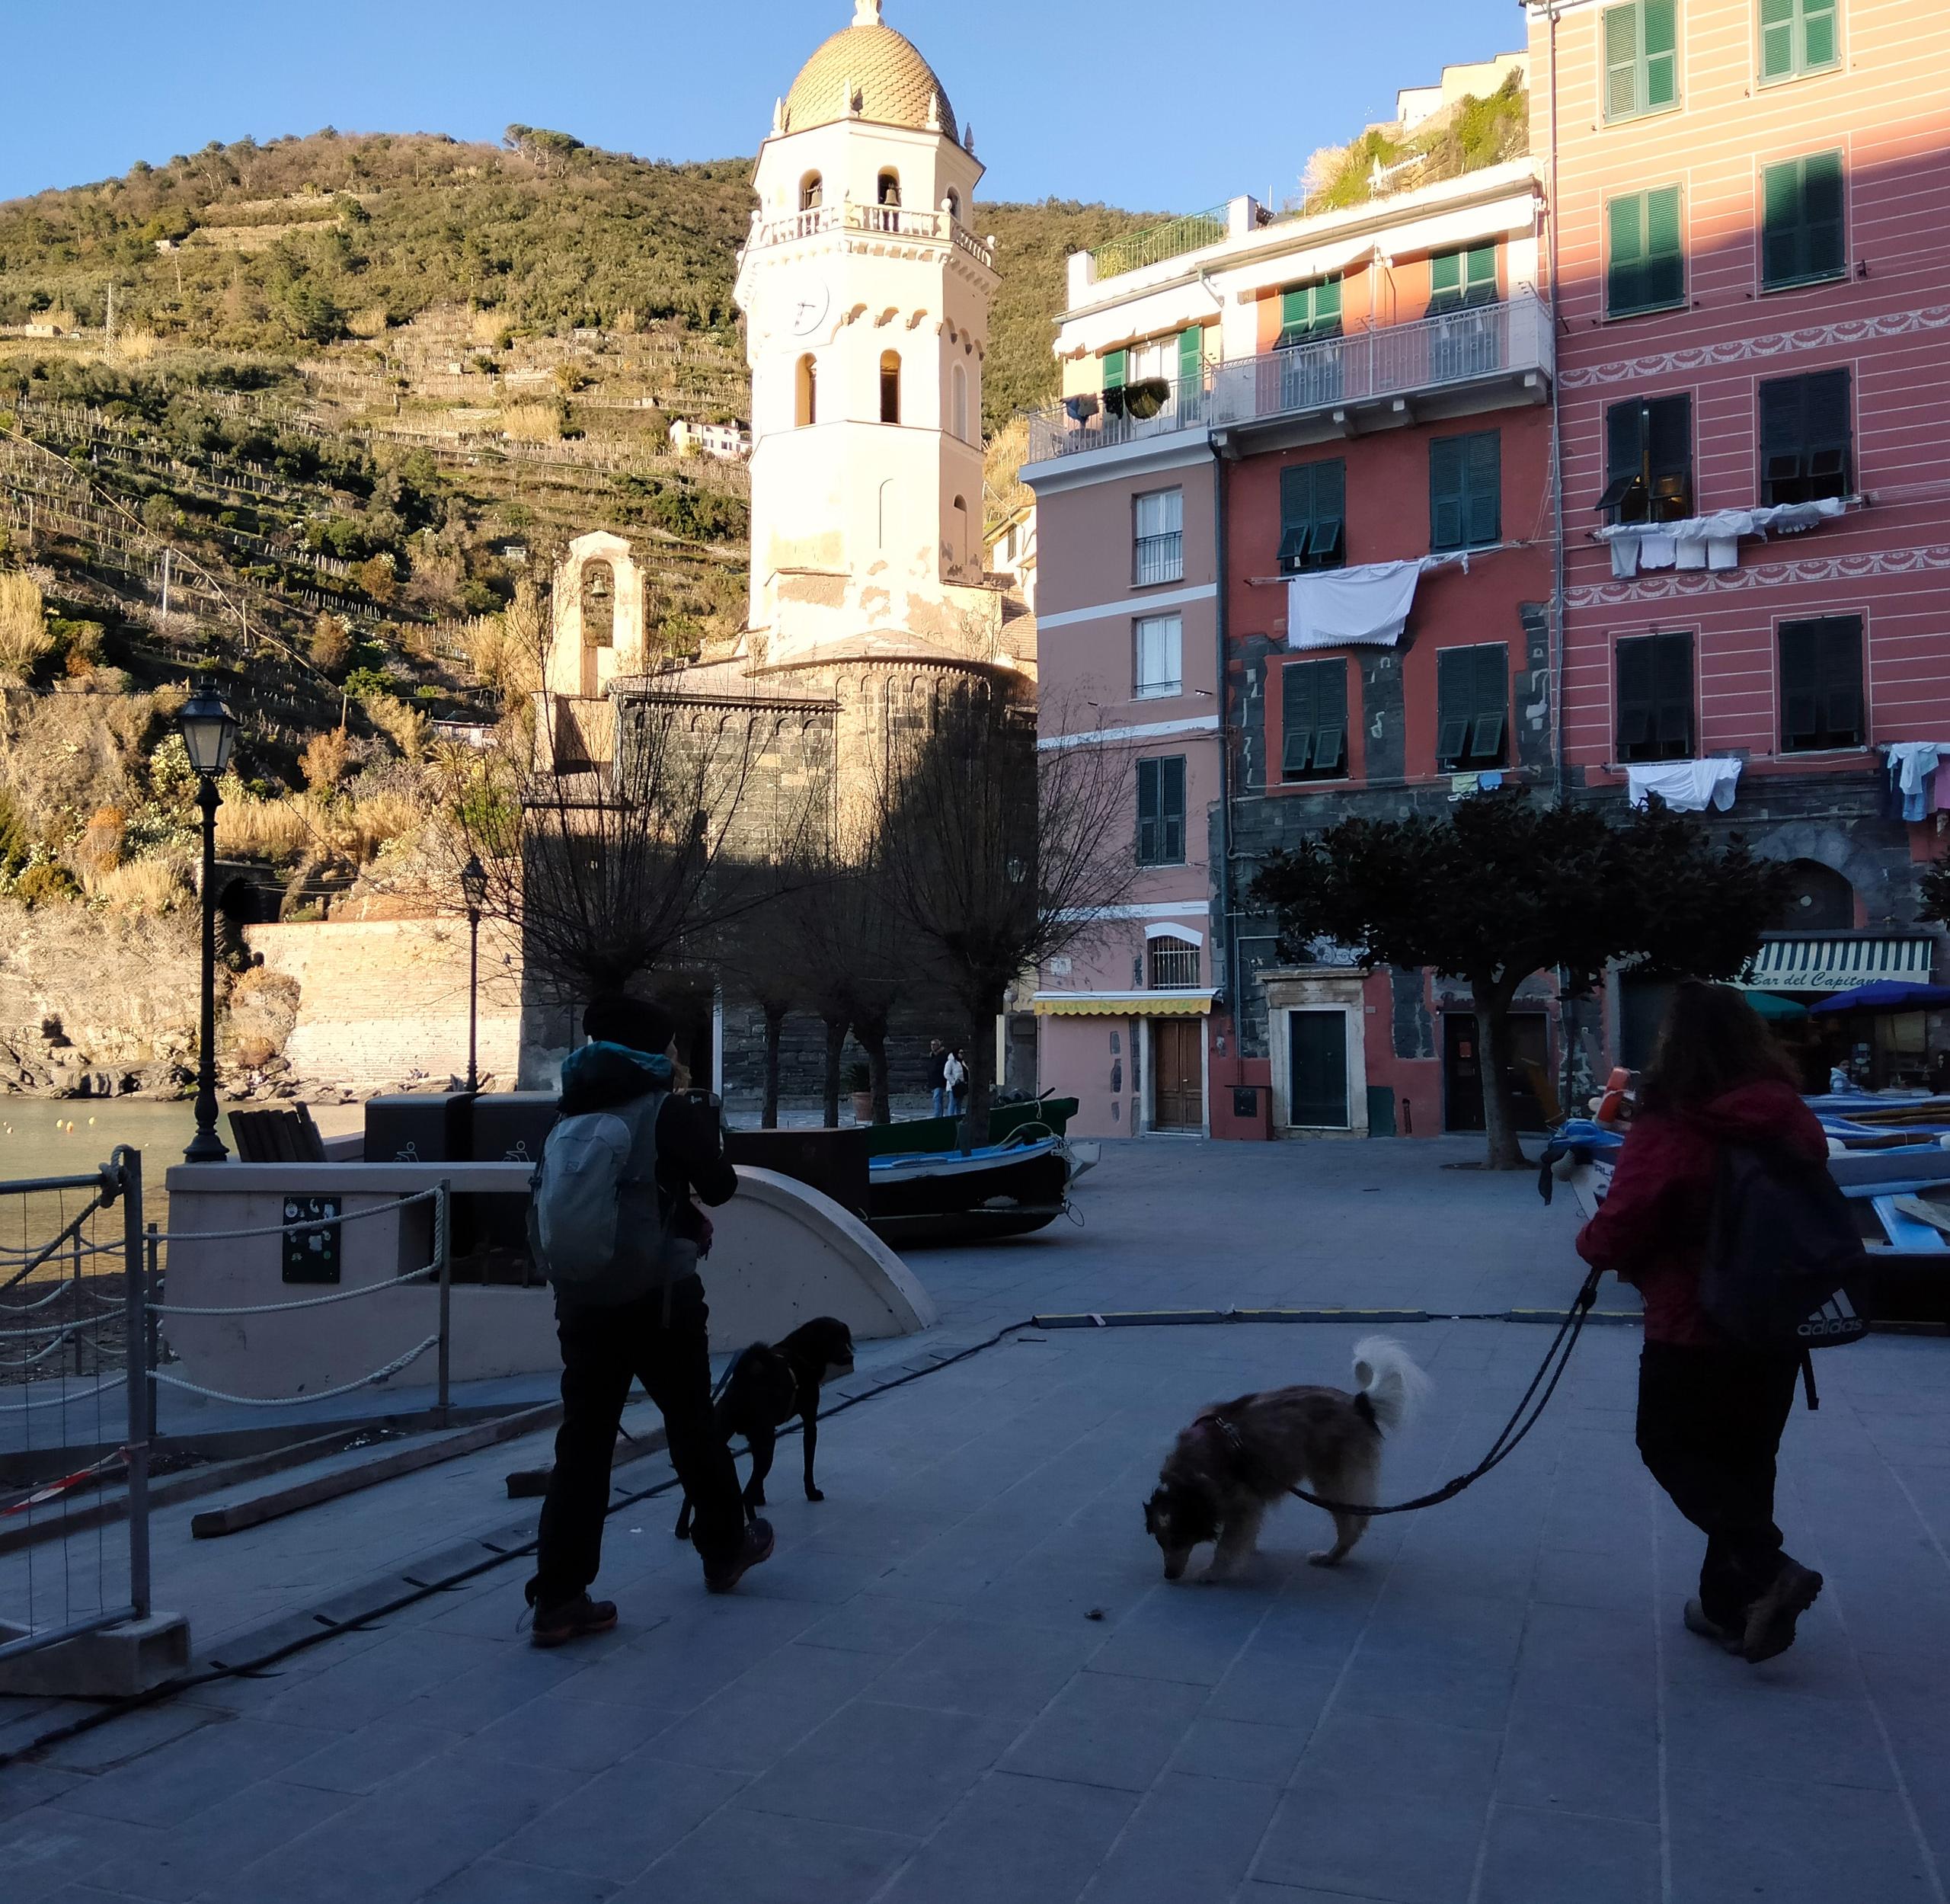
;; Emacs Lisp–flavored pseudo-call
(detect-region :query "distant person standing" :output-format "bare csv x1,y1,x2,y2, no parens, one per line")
926,1038,951,1118
524,995,770,1646
946,1047,969,1115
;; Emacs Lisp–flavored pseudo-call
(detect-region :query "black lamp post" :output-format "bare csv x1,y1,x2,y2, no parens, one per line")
180,681,238,1164
459,853,488,1095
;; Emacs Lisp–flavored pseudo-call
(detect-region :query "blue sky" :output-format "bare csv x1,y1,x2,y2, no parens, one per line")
5,1,1526,211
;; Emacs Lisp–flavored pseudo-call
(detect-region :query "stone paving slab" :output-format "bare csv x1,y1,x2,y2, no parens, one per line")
2,1138,1947,1902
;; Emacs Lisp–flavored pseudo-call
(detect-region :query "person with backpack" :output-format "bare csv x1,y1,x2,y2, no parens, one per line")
524,994,771,1646
944,1046,968,1113
1575,981,1830,1665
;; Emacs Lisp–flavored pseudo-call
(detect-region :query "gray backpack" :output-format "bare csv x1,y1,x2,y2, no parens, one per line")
529,1090,697,1307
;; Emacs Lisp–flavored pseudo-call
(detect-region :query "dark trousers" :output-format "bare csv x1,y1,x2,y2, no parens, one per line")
1635,1341,1801,1629
532,1276,743,1606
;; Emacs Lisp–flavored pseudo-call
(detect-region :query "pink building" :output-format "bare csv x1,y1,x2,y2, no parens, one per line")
1530,0,1950,1072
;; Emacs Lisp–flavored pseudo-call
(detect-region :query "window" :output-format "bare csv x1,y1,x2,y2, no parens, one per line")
1281,659,1349,782
945,188,962,221
1599,392,1693,522
1779,614,1863,751
877,169,901,207
1607,187,1684,317
1136,756,1186,866
1277,459,1346,572
1604,0,1679,121
1149,935,1200,989
1763,152,1845,289
1277,277,1341,348
799,172,823,211
1178,325,1204,393
952,363,968,440
1615,631,1696,761
879,350,900,425
1427,246,1499,313
1134,614,1182,699
1429,431,1501,552
1436,645,1509,771
795,353,817,427
1760,0,1839,83
951,495,969,571
1759,368,1852,503
1133,488,1184,586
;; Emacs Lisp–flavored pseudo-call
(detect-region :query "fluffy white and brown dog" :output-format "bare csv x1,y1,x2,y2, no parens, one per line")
1143,1338,1430,1582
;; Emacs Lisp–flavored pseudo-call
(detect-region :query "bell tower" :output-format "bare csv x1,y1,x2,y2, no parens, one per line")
736,1,996,665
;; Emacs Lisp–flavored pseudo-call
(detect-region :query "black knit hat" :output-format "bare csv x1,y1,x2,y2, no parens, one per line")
583,994,677,1056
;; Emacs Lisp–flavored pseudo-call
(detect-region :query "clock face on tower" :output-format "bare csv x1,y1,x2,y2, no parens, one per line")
787,274,830,338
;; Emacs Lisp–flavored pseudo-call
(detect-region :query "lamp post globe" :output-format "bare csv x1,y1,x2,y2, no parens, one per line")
181,680,238,1165
459,854,488,1095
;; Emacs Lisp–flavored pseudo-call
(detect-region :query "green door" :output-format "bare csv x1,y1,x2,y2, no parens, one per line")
1288,1012,1349,1128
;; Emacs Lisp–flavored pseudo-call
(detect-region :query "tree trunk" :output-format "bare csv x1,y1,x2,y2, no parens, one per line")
858,1023,892,1125
1472,979,1524,1170
960,996,1000,1153
762,1002,786,1129
821,1016,846,1129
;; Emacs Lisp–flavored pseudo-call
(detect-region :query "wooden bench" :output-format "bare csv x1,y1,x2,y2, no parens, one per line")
227,1105,328,1163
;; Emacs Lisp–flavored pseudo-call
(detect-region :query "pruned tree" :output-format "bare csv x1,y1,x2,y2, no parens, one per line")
1250,789,1795,1170
873,683,1136,1147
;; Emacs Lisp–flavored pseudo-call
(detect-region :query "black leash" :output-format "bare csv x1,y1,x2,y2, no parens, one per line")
1279,1269,1604,1518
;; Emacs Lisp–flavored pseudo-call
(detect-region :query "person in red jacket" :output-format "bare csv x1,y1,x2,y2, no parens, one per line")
1576,981,1824,1664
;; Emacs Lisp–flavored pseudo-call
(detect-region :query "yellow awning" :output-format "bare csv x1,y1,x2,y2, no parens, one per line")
1033,991,1213,1018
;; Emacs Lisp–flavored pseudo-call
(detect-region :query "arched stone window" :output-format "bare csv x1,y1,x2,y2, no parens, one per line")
877,168,901,207
952,363,968,441
799,171,823,211
580,559,614,698
945,188,962,222
1774,859,1855,931
878,478,894,548
880,350,901,424
951,494,969,573
796,353,817,427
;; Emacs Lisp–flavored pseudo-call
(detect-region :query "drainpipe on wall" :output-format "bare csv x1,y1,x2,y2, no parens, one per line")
1213,436,1241,1051
1545,0,1568,808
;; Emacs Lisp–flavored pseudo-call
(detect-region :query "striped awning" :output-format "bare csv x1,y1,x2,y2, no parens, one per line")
1033,990,1214,1018
1741,937,1935,994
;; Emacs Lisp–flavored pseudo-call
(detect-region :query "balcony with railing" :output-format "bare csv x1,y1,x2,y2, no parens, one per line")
1133,530,1184,587
1024,290,1552,467
745,201,995,270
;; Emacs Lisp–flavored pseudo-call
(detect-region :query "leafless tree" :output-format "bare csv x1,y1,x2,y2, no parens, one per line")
873,683,1136,1147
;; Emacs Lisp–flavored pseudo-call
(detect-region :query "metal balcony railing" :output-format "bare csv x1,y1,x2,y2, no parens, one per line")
746,203,995,270
1149,940,1201,988
1091,205,1230,281
1024,291,1552,466
1133,530,1184,587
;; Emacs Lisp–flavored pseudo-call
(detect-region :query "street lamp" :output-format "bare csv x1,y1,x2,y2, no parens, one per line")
179,680,238,1164
459,853,488,1095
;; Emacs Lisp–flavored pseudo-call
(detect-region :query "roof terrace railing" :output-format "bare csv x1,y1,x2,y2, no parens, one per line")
1023,290,1552,466
746,202,994,270
1088,205,1230,282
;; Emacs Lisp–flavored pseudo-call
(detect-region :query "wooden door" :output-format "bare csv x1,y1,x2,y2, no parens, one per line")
1288,1011,1349,1128
1152,1019,1204,1131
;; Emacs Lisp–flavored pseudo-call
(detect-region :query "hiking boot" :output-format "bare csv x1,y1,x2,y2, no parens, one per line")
1683,1599,1744,1653
1741,1560,1822,1664
704,1518,775,1595
529,1592,619,1649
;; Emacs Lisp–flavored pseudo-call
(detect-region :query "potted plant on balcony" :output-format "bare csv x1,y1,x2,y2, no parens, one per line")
846,1059,874,1125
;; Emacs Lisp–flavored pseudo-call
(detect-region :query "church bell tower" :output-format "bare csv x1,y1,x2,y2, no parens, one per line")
736,1,996,665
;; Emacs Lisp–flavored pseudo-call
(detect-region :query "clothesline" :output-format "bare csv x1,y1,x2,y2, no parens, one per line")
1242,538,1536,588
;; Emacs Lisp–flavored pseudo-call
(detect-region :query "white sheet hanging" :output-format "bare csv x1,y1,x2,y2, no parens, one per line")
1625,757,1744,814
1287,559,1427,650
1594,497,1846,578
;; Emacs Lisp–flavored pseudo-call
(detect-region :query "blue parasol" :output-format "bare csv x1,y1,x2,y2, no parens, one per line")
1808,981,1950,1015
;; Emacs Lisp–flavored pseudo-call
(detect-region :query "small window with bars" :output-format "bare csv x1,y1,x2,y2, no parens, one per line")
1604,0,1679,122
1759,368,1852,504
1277,277,1342,350
1134,614,1182,700
1429,431,1501,552
1607,187,1685,317
1277,459,1347,572
1762,152,1846,290
1779,615,1863,752
1615,631,1696,762
1436,644,1509,772
1281,659,1349,783
1598,393,1693,523
1133,488,1184,586
1148,936,1200,989
1136,755,1187,866
1428,245,1499,314
1760,0,1839,84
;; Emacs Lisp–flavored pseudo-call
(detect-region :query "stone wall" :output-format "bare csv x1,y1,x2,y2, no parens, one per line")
248,917,526,1096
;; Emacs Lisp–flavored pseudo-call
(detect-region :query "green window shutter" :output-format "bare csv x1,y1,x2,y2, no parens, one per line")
1282,662,1321,777
1606,397,1647,487
1643,0,1678,108
1278,463,1313,568
1312,458,1347,565
1466,432,1502,546
1644,187,1683,309
1315,277,1342,334
1178,325,1203,388
1103,348,1127,391
1430,438,1466,551
1801,0,1838,70
1431,251,1461,297
1315,661,1348,775
1802,151,1846,280
1818,616,1863,743
1605,2,1642,117
1160,756,1186,862
1616,635,1657,757
1655,632,1695,754
1136,757,1159,861
1609,194,1645,315
1471,645,1508,763
1436,648,1473,768
1762,159,1805,285
1466,245,1498,302
1779,621,1821,747
1760,0,1797,78
1805,366,1853,493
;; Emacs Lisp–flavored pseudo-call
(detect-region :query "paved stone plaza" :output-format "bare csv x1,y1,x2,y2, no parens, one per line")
3,1138,1948,1902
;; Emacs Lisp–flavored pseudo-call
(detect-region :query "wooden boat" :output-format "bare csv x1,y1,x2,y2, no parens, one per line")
866,1135,1073,1246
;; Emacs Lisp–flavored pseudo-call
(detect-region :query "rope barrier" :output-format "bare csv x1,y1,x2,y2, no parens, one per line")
149,1336,439,1408
151,1189,439,1248
149,1258,440,1318
0,1372,127,1413
0,1278,122,1317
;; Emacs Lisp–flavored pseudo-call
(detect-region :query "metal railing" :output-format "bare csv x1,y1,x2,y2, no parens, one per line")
1149,941,1202,989
746,202,995,270
1025,292,1553,466
1133,530,1184,587
1091,205,1230,282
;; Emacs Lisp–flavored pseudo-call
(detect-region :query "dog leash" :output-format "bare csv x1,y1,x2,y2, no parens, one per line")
1278,1268,1604,1519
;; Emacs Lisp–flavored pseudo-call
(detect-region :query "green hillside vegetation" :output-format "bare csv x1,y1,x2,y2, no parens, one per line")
1302,74,1528,216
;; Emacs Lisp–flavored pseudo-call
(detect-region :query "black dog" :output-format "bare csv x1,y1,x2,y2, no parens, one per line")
675,1317,855,1538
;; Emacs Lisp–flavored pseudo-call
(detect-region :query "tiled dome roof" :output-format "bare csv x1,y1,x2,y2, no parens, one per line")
783,11,957,142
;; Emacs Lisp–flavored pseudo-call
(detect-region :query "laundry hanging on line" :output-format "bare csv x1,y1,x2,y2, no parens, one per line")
1624,757,1744,814
1285,549,1484,651
1596,498,1846,579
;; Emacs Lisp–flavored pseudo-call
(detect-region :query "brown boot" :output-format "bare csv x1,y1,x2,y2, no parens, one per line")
1741,1561,1822,1664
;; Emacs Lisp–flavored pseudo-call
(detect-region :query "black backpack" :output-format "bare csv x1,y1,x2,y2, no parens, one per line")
1701,1142,1870,1361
